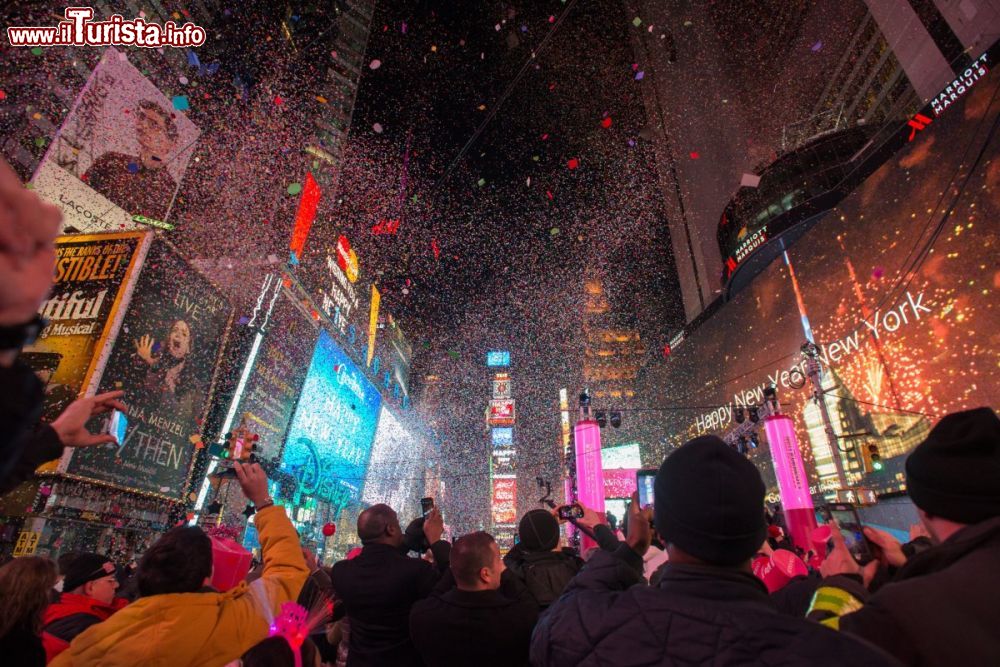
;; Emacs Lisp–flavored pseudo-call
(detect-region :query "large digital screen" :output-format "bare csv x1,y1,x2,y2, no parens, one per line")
491,477,517,525
361,407,420,511
638,65,1000,497
491,427,514,447
486,350,510,367
281,330,381,508
488,399,515,426
601,443,642,470
31,47,200,232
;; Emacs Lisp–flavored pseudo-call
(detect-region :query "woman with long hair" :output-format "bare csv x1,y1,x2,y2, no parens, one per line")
133,318,200,419
0,556,58,666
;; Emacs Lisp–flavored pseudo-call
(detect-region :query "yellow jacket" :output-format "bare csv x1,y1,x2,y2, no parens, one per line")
51,505,308,667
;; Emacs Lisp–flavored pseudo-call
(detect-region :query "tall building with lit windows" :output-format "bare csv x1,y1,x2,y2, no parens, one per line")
579,273,649,465
582,276,646,406
623,0,1000,324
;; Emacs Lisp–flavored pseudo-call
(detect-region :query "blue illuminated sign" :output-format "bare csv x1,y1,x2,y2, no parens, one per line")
281,330,382,507
492,427,514,447
486,350,510,367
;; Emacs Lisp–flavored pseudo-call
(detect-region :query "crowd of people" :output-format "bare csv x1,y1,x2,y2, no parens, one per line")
1,162,999,666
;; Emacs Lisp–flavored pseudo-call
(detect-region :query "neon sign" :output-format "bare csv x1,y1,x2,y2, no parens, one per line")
930,53,988,117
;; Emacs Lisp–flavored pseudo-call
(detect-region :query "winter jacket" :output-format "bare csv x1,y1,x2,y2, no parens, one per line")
330,540,451,667
504,548,582,610
531,544,900,666
808,516,1000,665
49,505,308,667
42,593,125,661
409,569,539,667
0,360,64,495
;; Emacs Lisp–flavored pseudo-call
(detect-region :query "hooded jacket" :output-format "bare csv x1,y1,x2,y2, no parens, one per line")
49,505,308,667
531,544,899,666
809,516,1000,665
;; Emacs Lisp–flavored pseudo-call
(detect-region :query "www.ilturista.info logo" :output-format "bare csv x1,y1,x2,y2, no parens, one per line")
7,7,206,48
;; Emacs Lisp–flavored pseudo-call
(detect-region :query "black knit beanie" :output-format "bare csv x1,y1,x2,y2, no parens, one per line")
906,407,1000,524
62,553,116,593
655,435,767,566
518,509,560,552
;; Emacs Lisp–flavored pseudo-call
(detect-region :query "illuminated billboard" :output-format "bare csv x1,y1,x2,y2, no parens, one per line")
492,374,512,399
336,235,359,283
491,427,514,447
491,477,517,525
31,47,199,232
21,232,144,427
66,238,230,499
281,330,382,507
362,407,420,511
488,399,516,426
603,469,638,499
601,443,642,470
492,447,516,476
639,65,1000,497
486,350,510,367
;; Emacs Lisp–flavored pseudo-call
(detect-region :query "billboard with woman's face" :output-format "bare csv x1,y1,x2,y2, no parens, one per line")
66,239,231,499
30,47,200,232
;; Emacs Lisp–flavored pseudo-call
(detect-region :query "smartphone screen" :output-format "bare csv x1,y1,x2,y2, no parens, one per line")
637,469,656,509
108,410,128,445
827,504,874,564
420,497,434,518
557,504,583,521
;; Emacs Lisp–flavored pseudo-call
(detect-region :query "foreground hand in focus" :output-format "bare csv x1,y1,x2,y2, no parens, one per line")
51,391,127,447
235,461,270,506
820,521,878,587
863,526,906,568
626,491,653,556
423,507,444,544
0,157,61,328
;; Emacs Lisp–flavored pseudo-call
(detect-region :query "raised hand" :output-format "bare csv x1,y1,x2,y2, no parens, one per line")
135,334,155,365
423,507,444,544
626,491,653,556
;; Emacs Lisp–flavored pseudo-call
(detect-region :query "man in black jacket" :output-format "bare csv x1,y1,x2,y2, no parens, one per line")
330,503,450,667
809,407,1000,665
503,509,585,609
531,436,898,666
410,531,538,666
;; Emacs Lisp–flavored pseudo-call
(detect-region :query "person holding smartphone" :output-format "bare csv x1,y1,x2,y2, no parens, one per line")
530,436,897,667
809,407,1000,665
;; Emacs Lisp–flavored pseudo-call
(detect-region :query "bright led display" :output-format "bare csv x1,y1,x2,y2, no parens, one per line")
491,427,514,447
362,406,419,511
601,443,642,470
281,330,381,507
486,350,510,367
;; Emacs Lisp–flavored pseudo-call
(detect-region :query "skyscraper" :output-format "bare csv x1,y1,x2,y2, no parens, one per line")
624,0,1000,323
